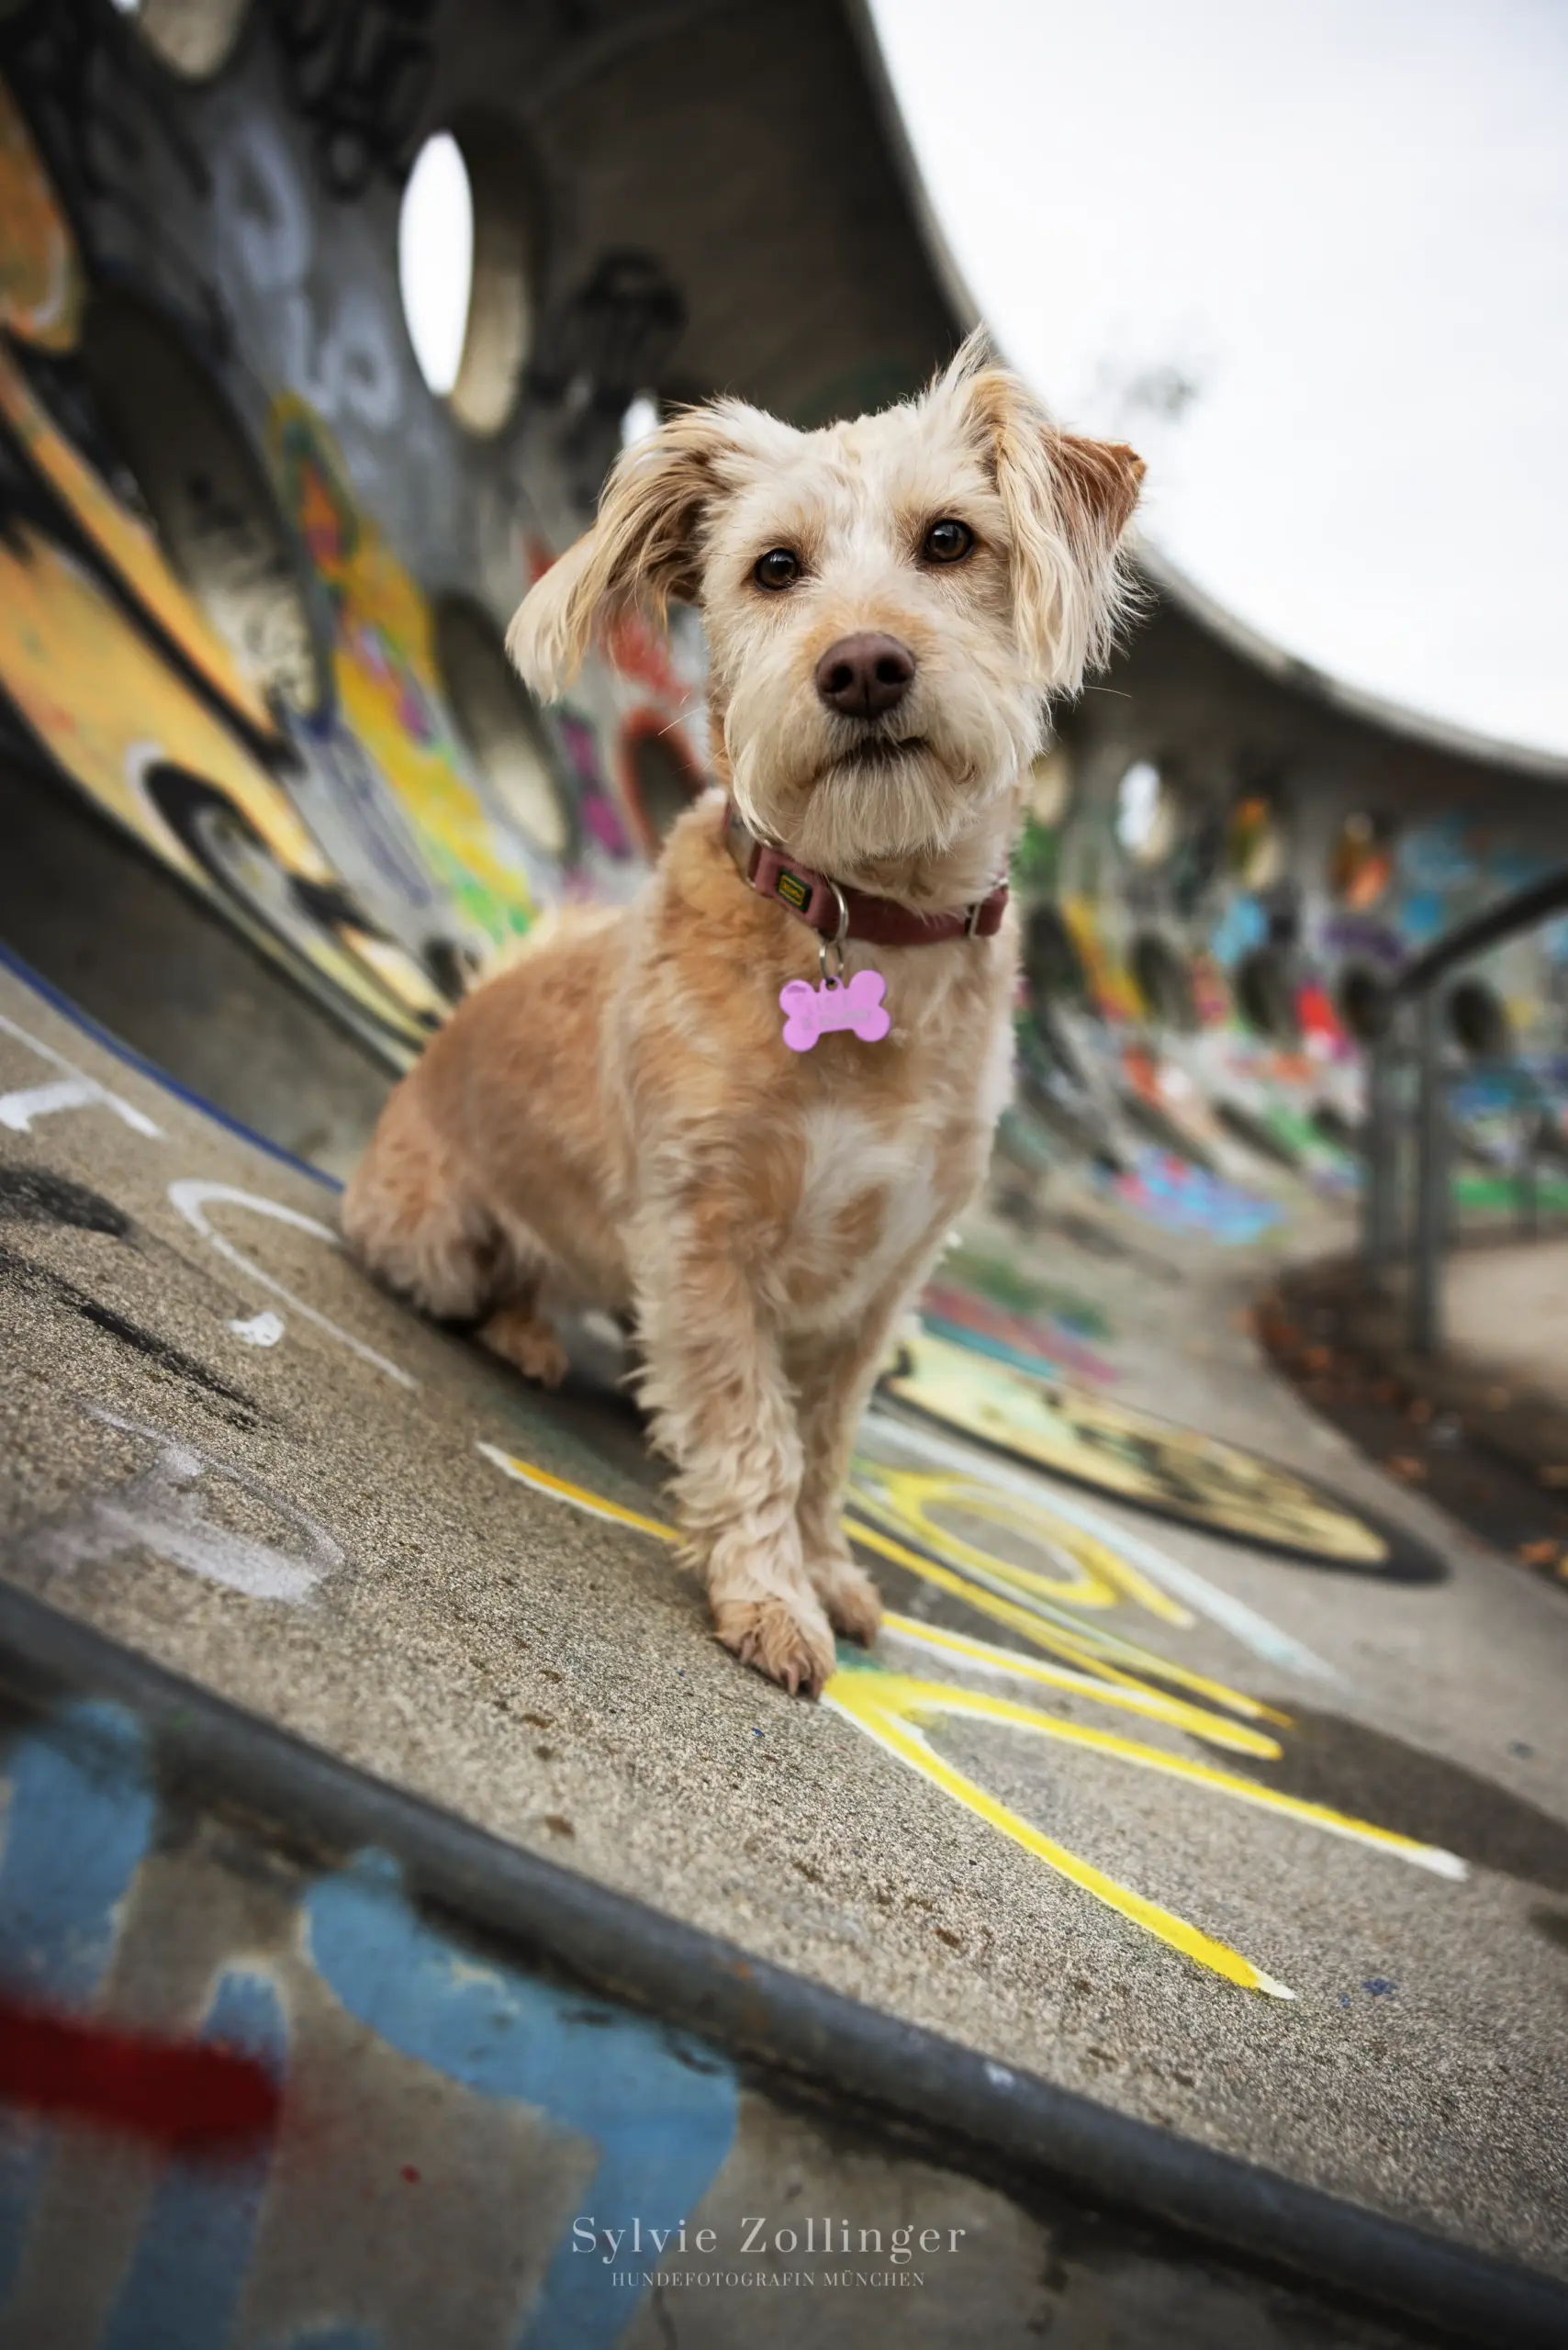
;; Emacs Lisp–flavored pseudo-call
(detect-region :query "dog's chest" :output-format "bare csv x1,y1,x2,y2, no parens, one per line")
771,1029,1000,1329
778,956,1013,1314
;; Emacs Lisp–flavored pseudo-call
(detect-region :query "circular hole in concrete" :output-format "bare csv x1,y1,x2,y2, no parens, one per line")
620,391,661,451
1023,902,1088,1015
1114,758,1177,865
1448,976,1511,1060
622,719,702,850
108,0,252,79
141,763,438,1028
433,594,575,861
142,764,343,960
81,287,325,715
1337,963,1390,1045
1130,931,1197,1030
1235,945,1300,1044
398,118,541,437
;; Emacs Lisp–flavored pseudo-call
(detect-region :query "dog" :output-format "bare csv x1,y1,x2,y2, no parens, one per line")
342,335,1142,1696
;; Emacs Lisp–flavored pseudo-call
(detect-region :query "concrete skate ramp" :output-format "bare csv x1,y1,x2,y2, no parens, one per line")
4,2,1568,2342
3,951,1567,2350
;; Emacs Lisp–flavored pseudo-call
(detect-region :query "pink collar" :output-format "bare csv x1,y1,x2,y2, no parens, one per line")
724,804,1008,947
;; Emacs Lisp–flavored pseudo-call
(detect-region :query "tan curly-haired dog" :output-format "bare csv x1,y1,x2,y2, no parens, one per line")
343,336,1141,1696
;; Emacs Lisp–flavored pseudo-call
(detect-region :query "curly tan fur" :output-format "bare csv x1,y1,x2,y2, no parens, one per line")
344,342,1141,1696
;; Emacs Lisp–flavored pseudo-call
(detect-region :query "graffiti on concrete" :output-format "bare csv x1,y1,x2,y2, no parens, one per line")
476,1427,1462,2001
0,52,706,1055
271,395,542,949
0,77,82,352
916,1281,1118,1385
167,1175,417,1390
16,1402,344,1604
1092,1147,1284,1246
0,930,1462,2013
0,1012,162,1142
0,1696,738,2349
879,1329,1413,1570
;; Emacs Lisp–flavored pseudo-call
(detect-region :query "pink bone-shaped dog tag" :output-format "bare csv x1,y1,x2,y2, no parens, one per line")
779,968,891,1052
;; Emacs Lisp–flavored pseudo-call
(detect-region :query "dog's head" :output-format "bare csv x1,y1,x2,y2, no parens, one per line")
509,335,1143,877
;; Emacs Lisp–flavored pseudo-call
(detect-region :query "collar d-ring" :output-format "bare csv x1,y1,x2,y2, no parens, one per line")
818,878,849,984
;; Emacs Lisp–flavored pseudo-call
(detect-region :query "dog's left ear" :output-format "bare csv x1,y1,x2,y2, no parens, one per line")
508,407,742,698
944,345,1145,695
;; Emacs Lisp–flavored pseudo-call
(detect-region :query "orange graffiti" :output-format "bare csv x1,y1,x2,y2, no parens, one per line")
0,526,434,1043
271,397,538,949
0,80,82,352
0,343,276,741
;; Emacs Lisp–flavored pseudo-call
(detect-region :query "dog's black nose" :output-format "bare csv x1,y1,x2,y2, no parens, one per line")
814,632,916,719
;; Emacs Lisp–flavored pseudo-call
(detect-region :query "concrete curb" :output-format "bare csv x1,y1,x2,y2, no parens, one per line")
0,1579,1562,2349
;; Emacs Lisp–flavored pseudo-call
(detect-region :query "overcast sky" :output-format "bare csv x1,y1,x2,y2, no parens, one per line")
869,0,1568,759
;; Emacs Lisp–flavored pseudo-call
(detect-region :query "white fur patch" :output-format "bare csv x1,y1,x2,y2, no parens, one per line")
782,1102,937,1333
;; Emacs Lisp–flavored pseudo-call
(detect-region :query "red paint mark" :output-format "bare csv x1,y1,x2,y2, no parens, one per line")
400,2165,420,2184
0,1994,280,2149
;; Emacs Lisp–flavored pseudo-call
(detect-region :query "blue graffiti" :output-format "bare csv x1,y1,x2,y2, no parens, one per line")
1208,896,1267,970
0,1704,738,2350
0,1703,157,2306
0,1703,156,2009
305,1851,738,2350
104,1972,286,2350
1093,1149,1284,1245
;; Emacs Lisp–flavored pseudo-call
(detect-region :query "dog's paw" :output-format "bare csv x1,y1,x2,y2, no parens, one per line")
806,1553,882,1646
713,1592,836,1699
479,1304,570,1388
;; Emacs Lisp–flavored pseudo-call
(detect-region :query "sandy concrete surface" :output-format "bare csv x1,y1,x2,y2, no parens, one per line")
1,963,1565,2278
1443,1238,1568,1405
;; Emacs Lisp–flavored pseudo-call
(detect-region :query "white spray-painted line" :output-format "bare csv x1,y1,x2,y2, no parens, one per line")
168,1179,417,1390
860,1405,1339,1684
17,1403,342,1605
228,1311,286,1347
0,1012,162,1138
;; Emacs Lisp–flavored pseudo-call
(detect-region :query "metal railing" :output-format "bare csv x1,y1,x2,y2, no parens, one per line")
1361,868,1568,1353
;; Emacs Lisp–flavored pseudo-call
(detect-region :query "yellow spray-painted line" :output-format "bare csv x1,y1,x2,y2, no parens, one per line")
853,1459,1193,1626
847,1485,1257,1698
845,1513,1286,1726
847,1662,1465,1882
878,1612,1281,1757
823,1673,1295,1998
477,1443,1466,1993
476,1443,678,1544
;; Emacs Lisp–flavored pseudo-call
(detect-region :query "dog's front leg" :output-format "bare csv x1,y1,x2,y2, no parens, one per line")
790,1305,913,1651
633,1216,836,1697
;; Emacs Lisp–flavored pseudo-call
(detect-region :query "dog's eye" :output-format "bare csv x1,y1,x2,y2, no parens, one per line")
753,548,801,590
922,519,974,565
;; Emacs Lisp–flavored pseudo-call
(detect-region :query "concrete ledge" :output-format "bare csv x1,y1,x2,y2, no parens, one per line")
3,1576,1563,2350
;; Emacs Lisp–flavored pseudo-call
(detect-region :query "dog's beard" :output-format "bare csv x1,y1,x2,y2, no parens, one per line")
783,741,976,870
729,699,1032,879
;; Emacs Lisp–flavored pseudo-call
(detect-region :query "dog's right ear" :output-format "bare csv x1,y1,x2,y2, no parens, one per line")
508,408,739,698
